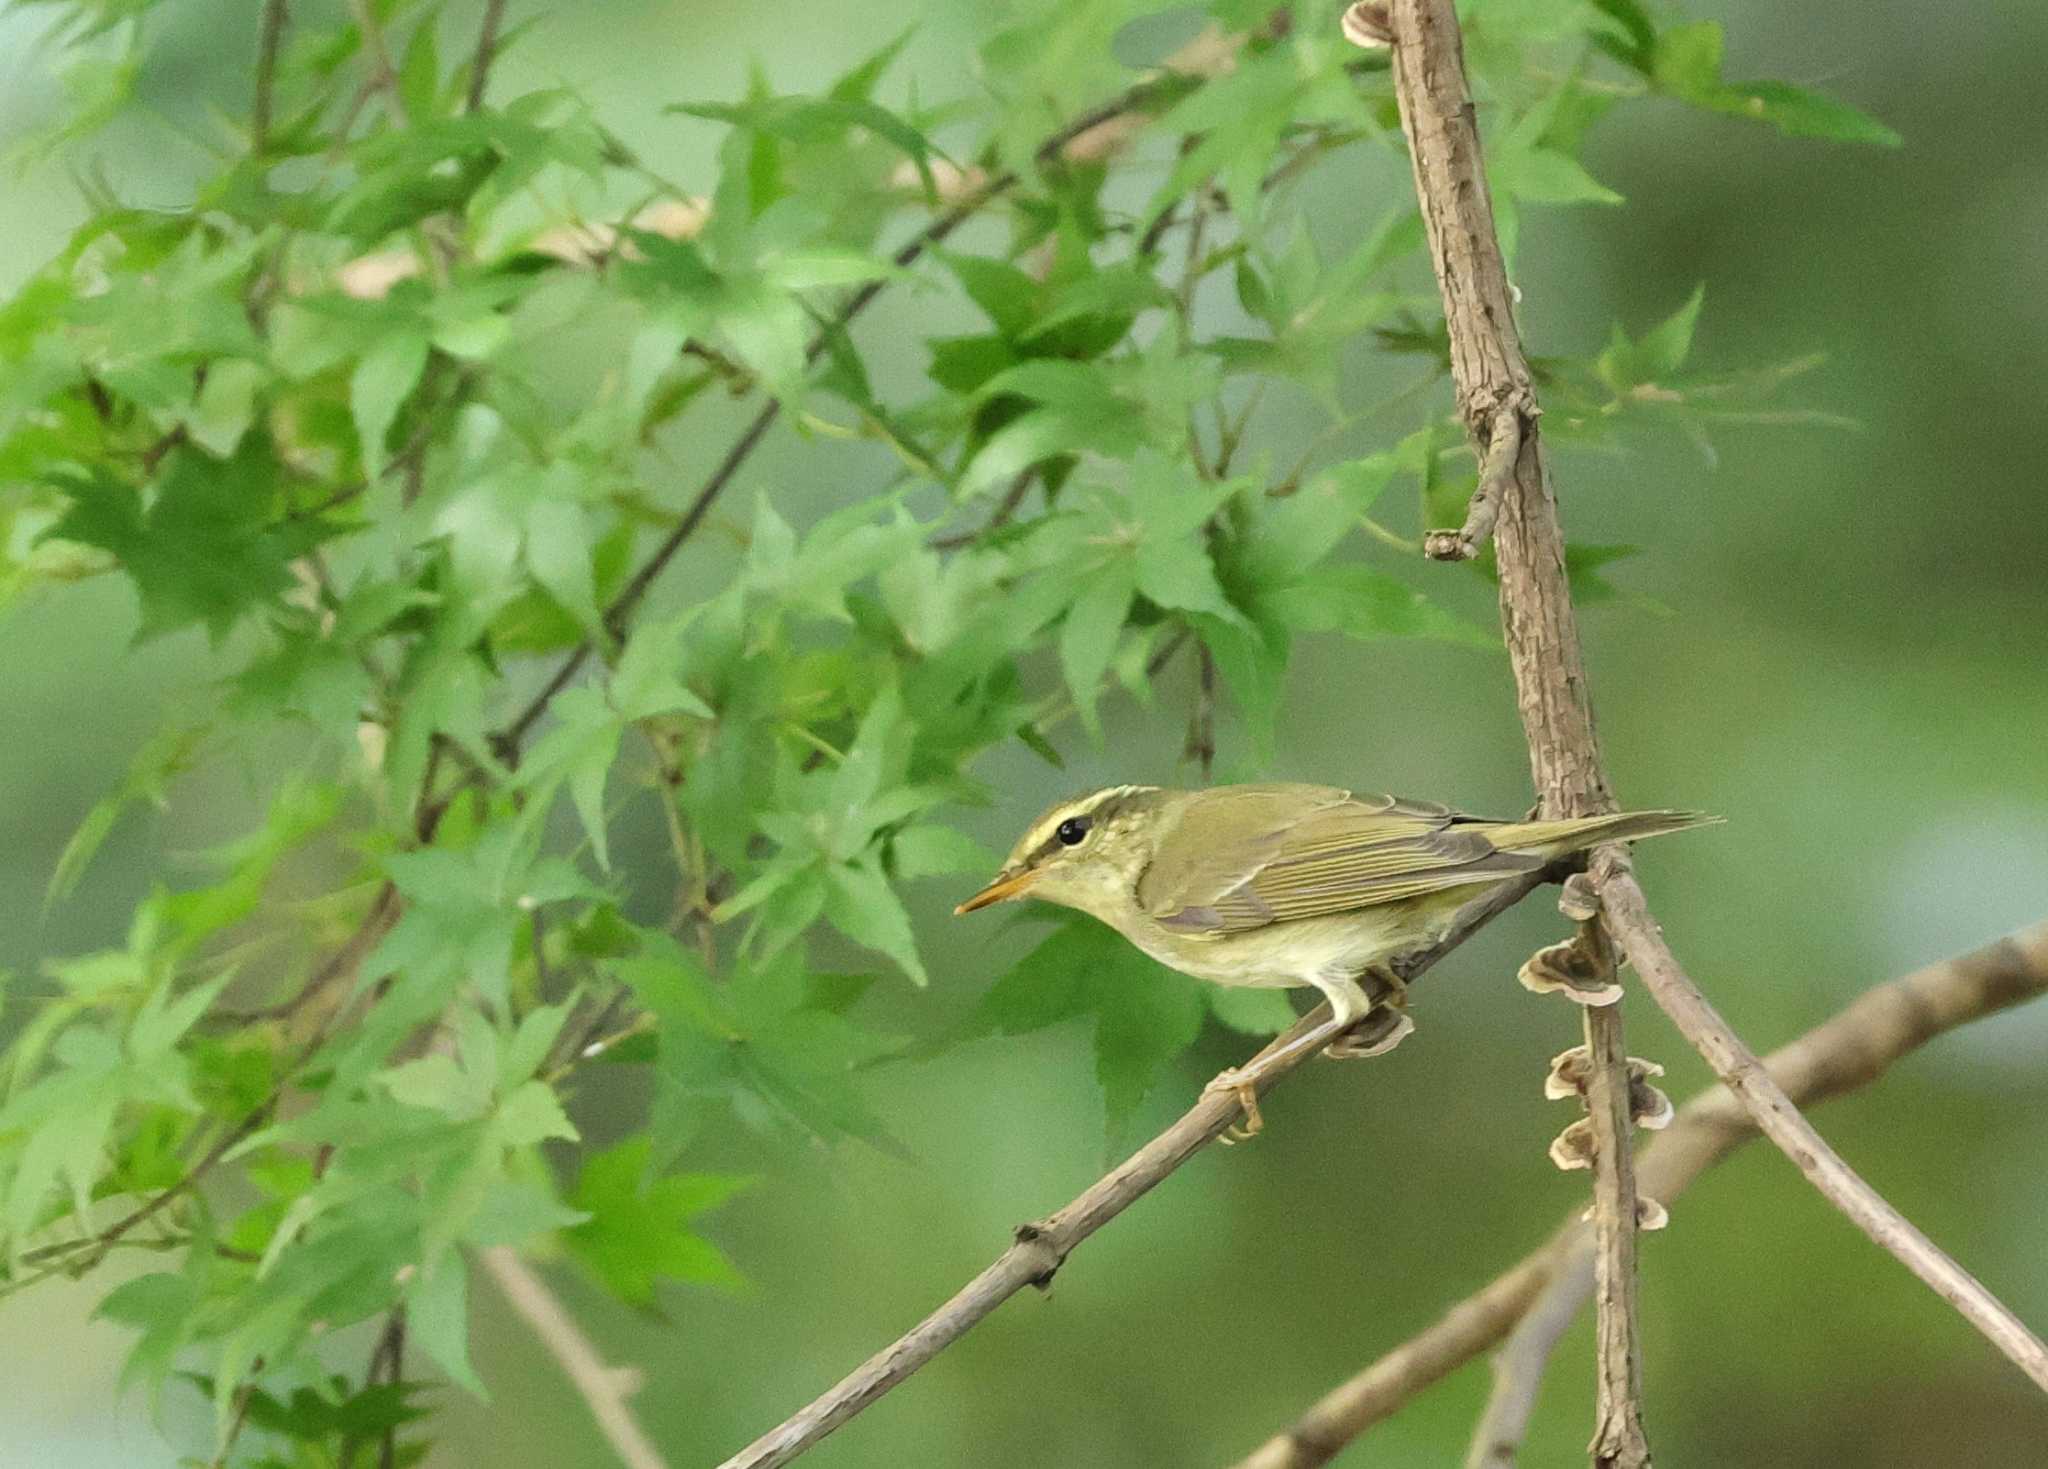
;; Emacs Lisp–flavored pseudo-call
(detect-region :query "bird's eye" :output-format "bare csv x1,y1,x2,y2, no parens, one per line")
1055,816,1091,846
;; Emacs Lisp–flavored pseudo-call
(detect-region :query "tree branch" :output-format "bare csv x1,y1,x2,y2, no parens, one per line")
465,0,508,113
481,1246,672,1469
1594,860,2048,1392
1228,918,2048,1469
1579,991,1649,1467
1425,405,1518,561
253,0,288,152
713,873,1546,1469
1464,1247,1595,1469
1379,3,1647,1457
348,0,409,127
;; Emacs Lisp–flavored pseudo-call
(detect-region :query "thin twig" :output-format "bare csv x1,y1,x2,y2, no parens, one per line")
481,1246,672,1469
927,467,1037,550
349,0,409,126
1465,1248,1595,1469
465,0,508,113
713,874,1548,1469
1425,404,1520,561
1228,918,2048,1469
253,0,289,152
1188,641,1217,780
1594,858,2048,1392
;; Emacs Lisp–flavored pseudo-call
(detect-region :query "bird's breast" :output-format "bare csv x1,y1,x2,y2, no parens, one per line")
1119,906,1430,989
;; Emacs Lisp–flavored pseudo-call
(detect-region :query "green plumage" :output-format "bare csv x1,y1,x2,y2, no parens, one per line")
958,781,1718,1091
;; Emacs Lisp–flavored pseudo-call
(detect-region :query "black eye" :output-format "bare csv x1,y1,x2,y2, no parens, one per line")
1055,816,1091,846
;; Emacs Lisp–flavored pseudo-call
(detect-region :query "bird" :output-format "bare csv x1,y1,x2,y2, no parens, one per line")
955,782,1715,1134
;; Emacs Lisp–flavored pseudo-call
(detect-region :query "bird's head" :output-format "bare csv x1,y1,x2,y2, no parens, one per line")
954,785,1167,922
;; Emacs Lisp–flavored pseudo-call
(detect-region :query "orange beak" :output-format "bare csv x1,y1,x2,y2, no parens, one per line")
953,867,1040,914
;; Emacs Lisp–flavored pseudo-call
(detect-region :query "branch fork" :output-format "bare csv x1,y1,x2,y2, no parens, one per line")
1425,404,1525,562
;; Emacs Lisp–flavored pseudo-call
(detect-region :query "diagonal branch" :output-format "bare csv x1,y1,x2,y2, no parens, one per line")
1465,1246,1595,1469
1228,918,2048,1469
465,0,508,113
1595,860,2048,1391
481,1246,672,1469
253,0,289,151
713,872,1546,1469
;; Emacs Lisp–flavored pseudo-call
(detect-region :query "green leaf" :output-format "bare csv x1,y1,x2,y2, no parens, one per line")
891,824,997,880
672,96,942,197
409,1253,485,1398
1651,21,1726,97
47,723,205,907
978,918,1206,1136
1058,563,1134,737
823,858,927,986
1587,0,1657,68
621,939,903,1156
1244,455,1396,579
521,686,623,870
1651,24,1899,146
44,441,325,641
563,1137,751,1307
1562,543,1663,610
398,16,442,122
1267,565,1496,648
187,358,266,458
492,1080,578,1148
350,331,430,475
1493,146,1622,207
1596,286,1706,392
939,251,1040,339
612,611,717,721
1639,283,1706,381
1700,80,1902,147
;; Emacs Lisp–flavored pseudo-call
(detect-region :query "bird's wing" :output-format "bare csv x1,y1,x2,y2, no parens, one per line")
1137,788,1538,936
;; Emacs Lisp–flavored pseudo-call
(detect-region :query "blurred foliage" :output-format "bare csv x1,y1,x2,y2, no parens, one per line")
0,0,2009,1465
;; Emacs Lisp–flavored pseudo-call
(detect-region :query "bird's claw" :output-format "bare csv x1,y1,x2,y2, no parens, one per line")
1324,1007,1415,1060
1205,1066,1264,1141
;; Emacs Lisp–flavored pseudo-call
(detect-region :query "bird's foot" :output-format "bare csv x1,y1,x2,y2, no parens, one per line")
1324,1007,1415,1060
1204,1065,1265,1142
1323,967,1415,1061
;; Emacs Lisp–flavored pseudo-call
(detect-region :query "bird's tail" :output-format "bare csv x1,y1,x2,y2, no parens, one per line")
1489,808,1722,858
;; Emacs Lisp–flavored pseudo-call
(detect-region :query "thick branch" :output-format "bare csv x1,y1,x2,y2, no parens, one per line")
481,1247,672,1469
1230,919,2048,1469
713,874,1544,1469
1579,994,1649,1469
1382,3,1643,1456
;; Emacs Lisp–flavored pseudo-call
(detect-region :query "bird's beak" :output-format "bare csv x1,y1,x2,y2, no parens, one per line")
954,867,1039,914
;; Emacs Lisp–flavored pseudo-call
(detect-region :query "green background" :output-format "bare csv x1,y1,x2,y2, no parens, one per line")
2,1,2044,1465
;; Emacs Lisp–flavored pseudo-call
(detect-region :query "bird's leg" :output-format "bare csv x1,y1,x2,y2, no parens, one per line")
1325,963,1416,1060
1205,975,1371,1138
